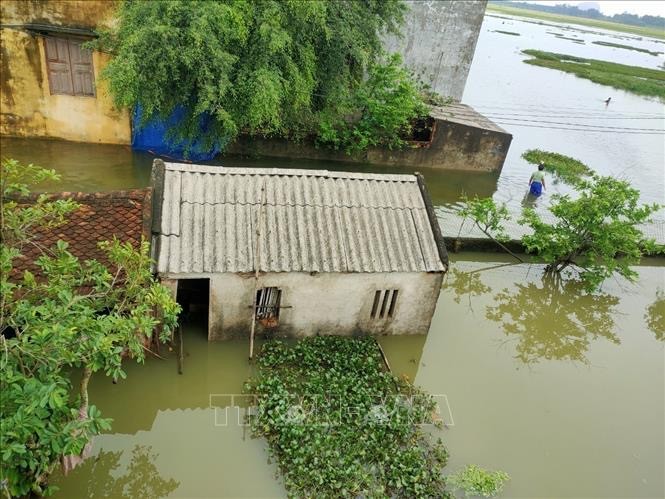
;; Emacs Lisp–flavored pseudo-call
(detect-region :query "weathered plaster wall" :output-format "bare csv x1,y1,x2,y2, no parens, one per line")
383,0,487,101
165,272,443,341
0,1,130,144
227,115,511,172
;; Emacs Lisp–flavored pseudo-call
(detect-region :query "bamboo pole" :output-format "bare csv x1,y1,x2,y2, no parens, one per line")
249,181,267,360
177,323,184,375
375,339,392,373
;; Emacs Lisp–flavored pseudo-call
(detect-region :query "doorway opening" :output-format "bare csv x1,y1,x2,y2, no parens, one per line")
176,278,210,337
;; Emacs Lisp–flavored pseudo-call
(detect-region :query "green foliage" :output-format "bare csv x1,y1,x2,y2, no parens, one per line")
460,196,510,242
592,41,662,56
95,0,424,155
246,337,451,498
317,54,429,153
1,159,180,496
493,30,521,36
522,149,592,186
522,50,665,100
447,464,510,498
521,176,662,291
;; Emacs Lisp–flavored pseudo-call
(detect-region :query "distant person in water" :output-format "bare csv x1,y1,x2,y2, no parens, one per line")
605,97,612,106
529,163,546,197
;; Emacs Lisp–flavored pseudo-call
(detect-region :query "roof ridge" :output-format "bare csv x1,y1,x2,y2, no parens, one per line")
163,162,417,182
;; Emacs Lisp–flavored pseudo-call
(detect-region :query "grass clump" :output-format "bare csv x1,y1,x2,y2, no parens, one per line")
521,50,665,100
522,149,592,185
246,336,451,498
486,3,665,39
494,30,521,36
592,40,662,56
448,464,510,498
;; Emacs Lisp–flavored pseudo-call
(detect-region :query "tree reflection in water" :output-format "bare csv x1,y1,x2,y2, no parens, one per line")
67,445,179,498
645,290,665,341
447,268,622,365
485,274,620,365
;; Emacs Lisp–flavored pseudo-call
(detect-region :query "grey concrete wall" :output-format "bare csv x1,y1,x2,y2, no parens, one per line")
383,0,487,101
226,114,511,172
164,272,443,341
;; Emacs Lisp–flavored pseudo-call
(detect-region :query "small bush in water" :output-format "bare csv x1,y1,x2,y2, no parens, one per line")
447,464,510,497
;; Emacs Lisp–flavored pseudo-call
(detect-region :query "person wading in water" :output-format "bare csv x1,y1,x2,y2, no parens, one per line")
528,163,547,197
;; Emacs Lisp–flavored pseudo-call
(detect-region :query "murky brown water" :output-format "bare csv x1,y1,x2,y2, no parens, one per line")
3,15,665,497
46,254,665,498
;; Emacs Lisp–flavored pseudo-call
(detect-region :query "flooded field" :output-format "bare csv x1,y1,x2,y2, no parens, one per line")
464,15,665,213
3,11,664,499
47,254,665,498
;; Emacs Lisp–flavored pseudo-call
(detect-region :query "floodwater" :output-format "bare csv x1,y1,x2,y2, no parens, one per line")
463,15,665,213
47,256,665,498
3,11,665,499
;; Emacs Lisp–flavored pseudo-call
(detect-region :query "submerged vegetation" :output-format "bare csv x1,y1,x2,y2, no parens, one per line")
246,337,452,498
94,0,431,156
592,40,662,56
0,159,180,496
486,3,665,40
521,50,665,100
493,30,521,36
522,149,592,185
447,465,510,498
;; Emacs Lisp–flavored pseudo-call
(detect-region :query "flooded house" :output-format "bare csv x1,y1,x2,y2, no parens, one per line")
150,160,448,340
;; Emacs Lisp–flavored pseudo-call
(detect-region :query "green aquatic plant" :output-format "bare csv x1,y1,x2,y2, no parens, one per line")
246,337,451,498
493,30,521,36
592,40,662,56
522,149,592,186
447,464,510,498
521,50,665,100
0,159,180,497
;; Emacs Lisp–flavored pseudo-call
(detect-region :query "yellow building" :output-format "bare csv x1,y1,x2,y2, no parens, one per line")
0,0,130,144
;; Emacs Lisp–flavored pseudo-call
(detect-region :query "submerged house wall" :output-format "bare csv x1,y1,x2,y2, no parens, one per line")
0,0,130,144
227,104,511,172
167,271,443,341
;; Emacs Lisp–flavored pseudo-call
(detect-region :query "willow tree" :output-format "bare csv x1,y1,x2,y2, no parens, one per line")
95,0,426,153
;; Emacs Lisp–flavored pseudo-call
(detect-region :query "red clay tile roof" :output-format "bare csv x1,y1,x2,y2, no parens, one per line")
11,189,152,276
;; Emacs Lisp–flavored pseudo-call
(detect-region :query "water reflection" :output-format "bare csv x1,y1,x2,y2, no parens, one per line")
446,267,491,308
57,445,179,498
447,267,622,364
486,274,621,364
645,290,665,341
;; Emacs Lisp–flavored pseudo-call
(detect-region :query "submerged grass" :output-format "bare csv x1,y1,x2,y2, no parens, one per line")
522,50,665,100
592,40,663,56
494,30,521,36
522,149,593,185
246,337,451,498
487,3,665,40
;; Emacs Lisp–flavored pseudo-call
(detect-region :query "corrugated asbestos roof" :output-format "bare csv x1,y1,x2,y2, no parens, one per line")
155,163,445,274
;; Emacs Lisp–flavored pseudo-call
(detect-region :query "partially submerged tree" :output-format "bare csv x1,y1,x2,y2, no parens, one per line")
521,175,662,291
95,0,428,154
0,159,180,496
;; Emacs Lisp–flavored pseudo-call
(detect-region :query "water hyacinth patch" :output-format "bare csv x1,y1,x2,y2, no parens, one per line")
245,336,451,498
